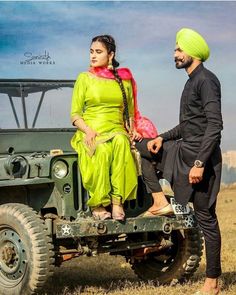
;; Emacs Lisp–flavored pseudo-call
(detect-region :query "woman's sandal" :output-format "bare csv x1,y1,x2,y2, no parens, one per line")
92,207,111,220
112,197,125,221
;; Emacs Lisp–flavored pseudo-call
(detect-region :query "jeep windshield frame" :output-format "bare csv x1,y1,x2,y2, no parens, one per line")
0,79,75,129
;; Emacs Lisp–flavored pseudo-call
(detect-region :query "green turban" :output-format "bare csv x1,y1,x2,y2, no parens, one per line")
176,28,210,62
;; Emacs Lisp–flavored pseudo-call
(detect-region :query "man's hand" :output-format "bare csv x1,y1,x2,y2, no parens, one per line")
147,136,163,154
189,166,204,184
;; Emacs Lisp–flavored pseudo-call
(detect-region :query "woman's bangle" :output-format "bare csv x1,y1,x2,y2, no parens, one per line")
72,119,79,126
72,118,90,131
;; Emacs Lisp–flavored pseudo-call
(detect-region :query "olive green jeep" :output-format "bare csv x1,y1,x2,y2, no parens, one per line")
0,79,203,295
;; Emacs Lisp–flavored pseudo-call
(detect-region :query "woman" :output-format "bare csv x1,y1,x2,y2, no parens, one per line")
71,35,140,221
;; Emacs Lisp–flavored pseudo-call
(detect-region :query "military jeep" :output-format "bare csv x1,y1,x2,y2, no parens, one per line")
0,79,203,295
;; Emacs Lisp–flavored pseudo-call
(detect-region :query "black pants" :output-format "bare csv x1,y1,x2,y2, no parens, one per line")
135,140,222,278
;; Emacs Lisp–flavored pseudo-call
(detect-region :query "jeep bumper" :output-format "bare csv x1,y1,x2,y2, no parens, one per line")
55,214,197,239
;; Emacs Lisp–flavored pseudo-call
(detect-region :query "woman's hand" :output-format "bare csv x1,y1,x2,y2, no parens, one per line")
84,127,99,147
130,130,143,142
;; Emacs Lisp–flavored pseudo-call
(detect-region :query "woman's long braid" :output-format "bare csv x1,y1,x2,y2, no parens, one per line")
112,69,130,130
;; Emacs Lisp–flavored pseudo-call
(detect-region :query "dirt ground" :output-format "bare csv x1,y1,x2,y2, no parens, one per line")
43,186,236,295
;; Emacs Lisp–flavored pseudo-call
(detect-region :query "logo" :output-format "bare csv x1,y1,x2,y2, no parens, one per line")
20,50,56,65
61,224,72,236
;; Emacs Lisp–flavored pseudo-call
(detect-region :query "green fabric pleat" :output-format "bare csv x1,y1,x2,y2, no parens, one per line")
74,134,137,208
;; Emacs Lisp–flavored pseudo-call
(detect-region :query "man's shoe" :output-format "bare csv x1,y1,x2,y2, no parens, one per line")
140,204,174,217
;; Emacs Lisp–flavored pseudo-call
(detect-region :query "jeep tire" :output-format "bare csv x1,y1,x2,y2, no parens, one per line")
131,228,203,284
0,203,55,295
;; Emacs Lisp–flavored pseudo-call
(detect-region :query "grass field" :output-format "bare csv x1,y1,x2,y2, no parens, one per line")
43,186,236,295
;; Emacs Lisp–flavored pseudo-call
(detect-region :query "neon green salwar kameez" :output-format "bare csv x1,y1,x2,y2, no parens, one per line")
71,72,138,208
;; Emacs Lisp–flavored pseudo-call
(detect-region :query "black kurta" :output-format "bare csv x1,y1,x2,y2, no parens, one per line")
159,63,223,207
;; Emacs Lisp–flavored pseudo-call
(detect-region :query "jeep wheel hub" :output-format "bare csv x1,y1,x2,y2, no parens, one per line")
0,228,27,283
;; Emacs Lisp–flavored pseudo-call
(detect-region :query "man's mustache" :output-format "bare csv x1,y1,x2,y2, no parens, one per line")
175,57,184,62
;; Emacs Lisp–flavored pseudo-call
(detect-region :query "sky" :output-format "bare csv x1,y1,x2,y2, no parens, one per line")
0,1,236,152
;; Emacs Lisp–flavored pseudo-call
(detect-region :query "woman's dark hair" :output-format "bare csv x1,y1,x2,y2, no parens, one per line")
113,71,130,130
91,35,119,68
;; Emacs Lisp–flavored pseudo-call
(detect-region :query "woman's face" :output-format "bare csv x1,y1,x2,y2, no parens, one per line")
90,41,114,68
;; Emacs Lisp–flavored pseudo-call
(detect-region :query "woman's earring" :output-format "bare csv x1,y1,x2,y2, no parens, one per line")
107,60,113,70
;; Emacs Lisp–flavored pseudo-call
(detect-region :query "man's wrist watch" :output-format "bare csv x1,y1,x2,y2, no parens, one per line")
194,160,204,168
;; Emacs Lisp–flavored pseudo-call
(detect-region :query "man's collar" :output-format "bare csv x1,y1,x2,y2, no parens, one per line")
189,63,204,79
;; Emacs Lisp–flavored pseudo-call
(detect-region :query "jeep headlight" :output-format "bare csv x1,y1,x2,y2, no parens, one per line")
4,155,29,178
52,160,68,179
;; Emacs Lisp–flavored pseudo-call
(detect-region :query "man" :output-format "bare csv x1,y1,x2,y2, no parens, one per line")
136,28,223,294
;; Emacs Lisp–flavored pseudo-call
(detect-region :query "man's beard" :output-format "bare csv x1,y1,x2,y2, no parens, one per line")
175,56,193,69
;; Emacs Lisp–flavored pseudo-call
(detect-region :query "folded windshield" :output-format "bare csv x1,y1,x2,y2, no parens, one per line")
0,80,74,129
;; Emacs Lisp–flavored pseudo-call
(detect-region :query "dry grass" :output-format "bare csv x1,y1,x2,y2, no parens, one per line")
43,187,236,295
